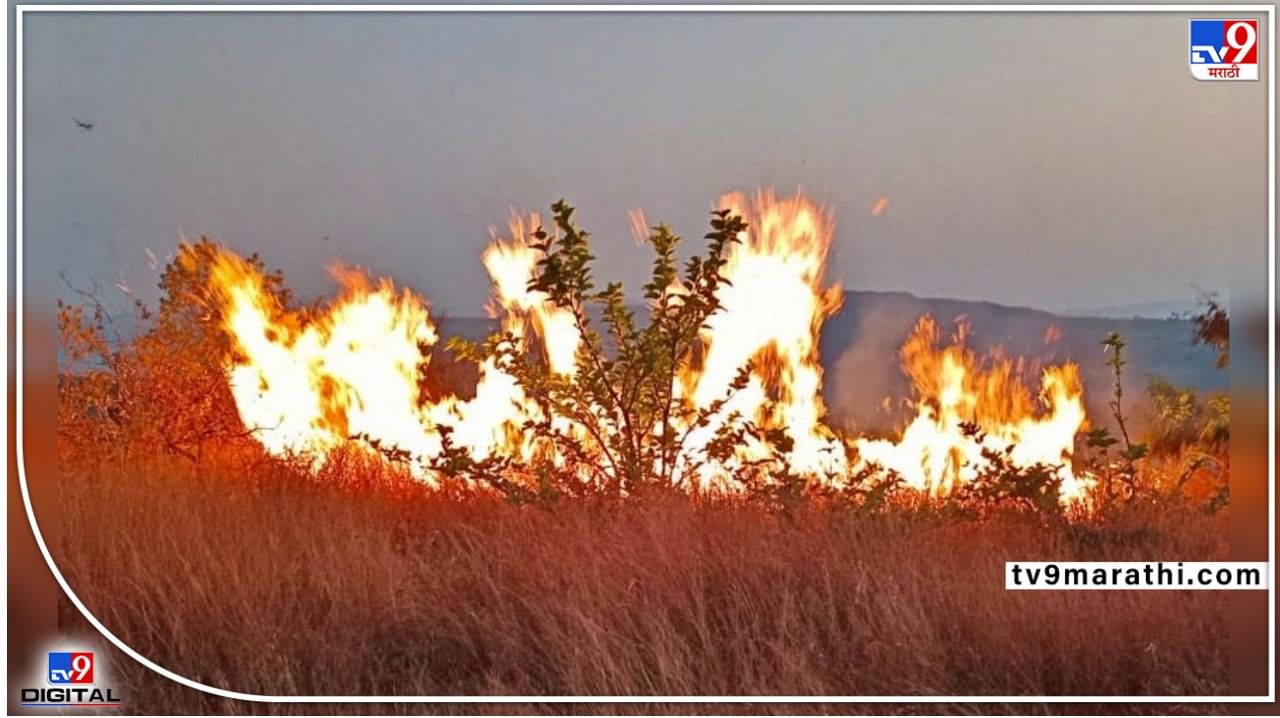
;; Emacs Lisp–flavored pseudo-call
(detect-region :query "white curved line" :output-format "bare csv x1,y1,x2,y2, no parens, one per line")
12,3,1273,706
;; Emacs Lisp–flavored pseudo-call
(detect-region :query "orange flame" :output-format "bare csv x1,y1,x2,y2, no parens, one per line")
675,191,847,488
853,316,1092,503
208,253,444,479
204,190,1093,503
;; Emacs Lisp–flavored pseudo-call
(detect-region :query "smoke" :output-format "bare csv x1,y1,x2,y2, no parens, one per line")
825,303,915,435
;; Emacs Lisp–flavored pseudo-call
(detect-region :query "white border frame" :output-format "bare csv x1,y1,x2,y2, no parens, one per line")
8,3,1275,705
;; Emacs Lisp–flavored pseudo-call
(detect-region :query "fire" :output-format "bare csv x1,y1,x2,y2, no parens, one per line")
202,190,1093,503
480,214,581,378
208,254,445,478
675,191,847,487
853,316,1092,503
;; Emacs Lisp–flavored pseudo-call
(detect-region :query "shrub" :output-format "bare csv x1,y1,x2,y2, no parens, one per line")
442,201,797,498
56,216,1232,520
57,239,288,468
1145,376,1229,454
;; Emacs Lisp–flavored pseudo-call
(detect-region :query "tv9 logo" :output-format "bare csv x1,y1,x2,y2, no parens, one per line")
48,651,95,685
17,647,121,708
1189,19,1259,81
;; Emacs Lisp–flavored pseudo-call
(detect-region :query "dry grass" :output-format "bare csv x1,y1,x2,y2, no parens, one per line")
48,454,1231,714
43,215,1242,715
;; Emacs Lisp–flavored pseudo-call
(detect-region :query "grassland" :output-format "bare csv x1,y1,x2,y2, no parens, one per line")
43,237,1240,714
47,452,1231,714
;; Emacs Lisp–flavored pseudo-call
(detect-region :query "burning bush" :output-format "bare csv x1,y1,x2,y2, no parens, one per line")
56,190,1229,516
48,192,1235,708
57,240,287,471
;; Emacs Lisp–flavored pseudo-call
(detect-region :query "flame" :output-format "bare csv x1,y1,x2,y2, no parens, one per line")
1044,324,1062,345
675,191,847,488
853,316,1092,503
208,253,444,479
481,214,582,378
203,189,1093,504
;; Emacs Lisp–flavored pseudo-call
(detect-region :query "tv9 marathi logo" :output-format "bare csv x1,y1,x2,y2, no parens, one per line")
1189,19,1259,81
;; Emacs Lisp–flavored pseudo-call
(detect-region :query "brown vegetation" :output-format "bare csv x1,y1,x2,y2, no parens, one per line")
53,454,1229,711
46,226,1236,712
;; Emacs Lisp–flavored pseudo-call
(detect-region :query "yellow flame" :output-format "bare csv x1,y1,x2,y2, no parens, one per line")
482,214,582,378
209,253,444,480
675,191,847,488
853,316,1092,503
204,190,1093,504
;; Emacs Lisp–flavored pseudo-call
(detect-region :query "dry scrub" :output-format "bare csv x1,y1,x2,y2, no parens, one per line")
48,205,1236,713
51,455,1229,712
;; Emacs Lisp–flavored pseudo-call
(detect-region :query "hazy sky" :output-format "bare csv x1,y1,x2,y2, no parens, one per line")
23,10,1269,316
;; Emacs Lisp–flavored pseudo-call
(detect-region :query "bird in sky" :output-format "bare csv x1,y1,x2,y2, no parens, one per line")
73,118,94,131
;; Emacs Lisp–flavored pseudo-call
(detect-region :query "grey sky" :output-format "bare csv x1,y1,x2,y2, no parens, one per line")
23,10,1268,316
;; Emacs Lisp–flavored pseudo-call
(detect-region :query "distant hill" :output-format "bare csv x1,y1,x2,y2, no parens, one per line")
1056,299,1203,320
438,291,1225,433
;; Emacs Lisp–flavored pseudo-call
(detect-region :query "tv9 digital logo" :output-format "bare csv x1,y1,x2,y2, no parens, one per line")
1189,19,1259,81
48,651,95,685
18,648,120,709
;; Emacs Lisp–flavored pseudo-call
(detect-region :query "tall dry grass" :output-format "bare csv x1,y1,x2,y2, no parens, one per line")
48,453,1230,714
45,242,1237,713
